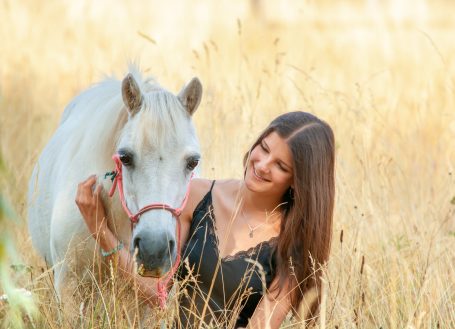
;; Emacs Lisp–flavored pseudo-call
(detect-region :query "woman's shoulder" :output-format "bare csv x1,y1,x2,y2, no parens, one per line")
182,178,213,217
181,178,242,228
180,179,209,223
190,178,240,193
211,179,242,198
184,179,239,215
189,178,213,196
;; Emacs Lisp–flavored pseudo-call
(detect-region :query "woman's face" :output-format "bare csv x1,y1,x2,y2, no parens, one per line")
245,131,294,197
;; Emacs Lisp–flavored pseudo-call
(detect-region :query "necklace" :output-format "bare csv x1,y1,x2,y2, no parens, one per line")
241,208,267,238
239,201,285,239
246,221,266,238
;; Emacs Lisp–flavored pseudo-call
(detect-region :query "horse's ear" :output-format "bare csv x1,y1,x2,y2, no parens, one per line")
122,73,143,116
178,77,202,116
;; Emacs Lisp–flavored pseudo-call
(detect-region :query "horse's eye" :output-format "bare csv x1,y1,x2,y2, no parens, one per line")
119,152,133,167
186,158,199,171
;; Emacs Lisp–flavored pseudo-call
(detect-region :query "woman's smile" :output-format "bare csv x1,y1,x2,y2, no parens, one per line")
252,165,271,182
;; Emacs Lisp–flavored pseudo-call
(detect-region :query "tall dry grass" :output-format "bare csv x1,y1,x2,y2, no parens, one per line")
1,0,454,327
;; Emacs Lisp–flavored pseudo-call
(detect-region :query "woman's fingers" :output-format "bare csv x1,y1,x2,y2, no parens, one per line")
75,175,108,236
76,175,101,207
94,183,103,200
82,175,97,190
79,175,97,193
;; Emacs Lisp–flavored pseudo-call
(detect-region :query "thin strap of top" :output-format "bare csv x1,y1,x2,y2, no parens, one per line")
209,180,216,192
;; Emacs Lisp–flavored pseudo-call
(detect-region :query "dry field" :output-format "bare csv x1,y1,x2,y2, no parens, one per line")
1,0,455,327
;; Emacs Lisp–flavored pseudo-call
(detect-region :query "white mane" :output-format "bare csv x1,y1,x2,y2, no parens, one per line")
127,90,190,151
60,67,189,161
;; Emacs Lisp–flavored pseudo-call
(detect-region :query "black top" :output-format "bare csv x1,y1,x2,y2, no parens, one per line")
177,181,277,328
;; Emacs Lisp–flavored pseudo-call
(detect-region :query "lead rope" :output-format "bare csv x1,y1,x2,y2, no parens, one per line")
156,218,181,308
106,154,192,309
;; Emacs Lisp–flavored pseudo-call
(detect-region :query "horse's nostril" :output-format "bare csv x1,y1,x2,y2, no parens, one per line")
134,237,141,251
133,234,176,268
168,239,175,254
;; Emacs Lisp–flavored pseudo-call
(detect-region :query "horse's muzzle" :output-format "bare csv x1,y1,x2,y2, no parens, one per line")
132,231,176,277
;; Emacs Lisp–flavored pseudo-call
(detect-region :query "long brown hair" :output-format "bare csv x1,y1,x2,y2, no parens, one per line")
244,111,335,321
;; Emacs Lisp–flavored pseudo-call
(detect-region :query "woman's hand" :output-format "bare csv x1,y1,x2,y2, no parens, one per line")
75,175,108,238
75,175,161,305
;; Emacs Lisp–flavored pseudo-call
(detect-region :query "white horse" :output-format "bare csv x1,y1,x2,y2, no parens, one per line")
27,66,202,296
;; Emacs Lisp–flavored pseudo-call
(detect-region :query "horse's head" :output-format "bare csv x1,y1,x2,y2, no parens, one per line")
116,71,202,277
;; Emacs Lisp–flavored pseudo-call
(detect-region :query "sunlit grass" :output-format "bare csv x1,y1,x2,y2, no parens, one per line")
1,0,454,327
0,154,37,328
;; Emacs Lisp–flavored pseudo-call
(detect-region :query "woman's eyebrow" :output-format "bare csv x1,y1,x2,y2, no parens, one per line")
262,139,270,150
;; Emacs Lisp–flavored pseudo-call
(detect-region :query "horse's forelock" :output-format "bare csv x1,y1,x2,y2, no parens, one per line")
125,89,191,153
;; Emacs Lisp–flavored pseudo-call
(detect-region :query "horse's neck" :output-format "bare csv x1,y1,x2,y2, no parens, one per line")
79,84,132,243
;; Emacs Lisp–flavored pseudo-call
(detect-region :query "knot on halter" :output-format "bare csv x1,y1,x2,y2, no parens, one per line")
104,170,117,182
105,153,192,309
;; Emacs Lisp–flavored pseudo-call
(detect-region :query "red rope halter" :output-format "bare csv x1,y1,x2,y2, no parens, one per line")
107,154,192,308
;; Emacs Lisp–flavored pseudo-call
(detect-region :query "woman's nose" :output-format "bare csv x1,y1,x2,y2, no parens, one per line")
256,159,271,174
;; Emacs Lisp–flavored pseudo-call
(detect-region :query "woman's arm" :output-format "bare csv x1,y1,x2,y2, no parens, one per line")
75,175,160,305
245,277,292,329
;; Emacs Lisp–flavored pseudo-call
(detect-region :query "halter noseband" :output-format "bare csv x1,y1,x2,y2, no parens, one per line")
108,154,191,223
106,153,193,308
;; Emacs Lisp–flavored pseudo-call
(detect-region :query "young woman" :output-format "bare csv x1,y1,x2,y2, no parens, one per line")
76,111,335,328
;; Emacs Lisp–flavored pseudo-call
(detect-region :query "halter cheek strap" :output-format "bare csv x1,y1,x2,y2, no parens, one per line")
106,154,193,308
108,154,192,222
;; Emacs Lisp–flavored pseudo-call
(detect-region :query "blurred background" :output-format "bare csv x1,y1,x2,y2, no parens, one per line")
1,0,454,327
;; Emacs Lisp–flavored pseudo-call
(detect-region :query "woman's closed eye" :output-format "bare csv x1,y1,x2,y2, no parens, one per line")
278,162,289,172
